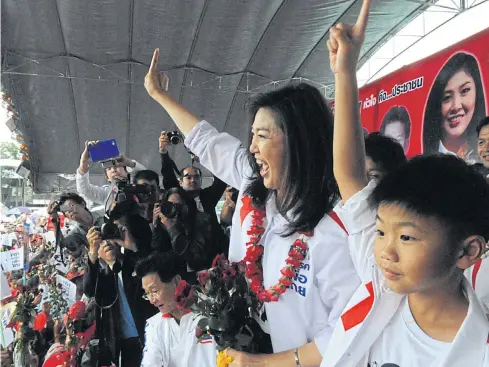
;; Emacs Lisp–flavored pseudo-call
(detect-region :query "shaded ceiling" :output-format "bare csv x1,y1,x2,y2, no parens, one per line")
1,0,430,193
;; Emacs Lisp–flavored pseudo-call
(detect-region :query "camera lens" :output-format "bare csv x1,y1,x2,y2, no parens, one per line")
160,202,178,219
101,222,122,240
170,135,180,145
167,131,181,145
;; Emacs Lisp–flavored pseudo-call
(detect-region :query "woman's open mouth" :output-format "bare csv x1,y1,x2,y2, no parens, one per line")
255,159,270,177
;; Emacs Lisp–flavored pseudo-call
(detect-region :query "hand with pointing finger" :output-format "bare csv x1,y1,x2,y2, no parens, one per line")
327,0,371,75
145,49,169,99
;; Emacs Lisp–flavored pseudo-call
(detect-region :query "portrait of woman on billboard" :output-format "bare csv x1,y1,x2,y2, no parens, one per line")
380,105,411,153
423,52,487,163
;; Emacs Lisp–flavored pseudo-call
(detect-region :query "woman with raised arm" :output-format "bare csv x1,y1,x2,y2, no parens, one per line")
142,8,374,364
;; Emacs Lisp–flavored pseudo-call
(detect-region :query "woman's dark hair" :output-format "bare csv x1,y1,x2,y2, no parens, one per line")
380,105,411,139
365,133,407,174
152,188,197,252
476,116,489,136
423,52,487,155
244,83,338,236
369,154,489,245
135,252,179,283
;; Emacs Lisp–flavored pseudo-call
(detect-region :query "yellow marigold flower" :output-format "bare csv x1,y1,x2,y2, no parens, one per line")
216,350,235,367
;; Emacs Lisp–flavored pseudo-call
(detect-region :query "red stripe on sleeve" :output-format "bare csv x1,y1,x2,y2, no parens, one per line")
328,211,349,235
341,282,374,331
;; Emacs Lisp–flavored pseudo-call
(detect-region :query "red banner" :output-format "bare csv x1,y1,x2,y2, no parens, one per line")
355,27,489,162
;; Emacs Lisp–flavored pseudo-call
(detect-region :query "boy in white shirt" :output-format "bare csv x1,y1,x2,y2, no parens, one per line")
135,252,217,367
322,1,489,366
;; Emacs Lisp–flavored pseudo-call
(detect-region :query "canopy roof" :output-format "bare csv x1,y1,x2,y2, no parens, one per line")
1,0,431,192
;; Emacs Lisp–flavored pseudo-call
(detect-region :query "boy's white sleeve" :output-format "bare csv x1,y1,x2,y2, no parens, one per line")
184,120,250,190
333,180,378,282
141,318,168,367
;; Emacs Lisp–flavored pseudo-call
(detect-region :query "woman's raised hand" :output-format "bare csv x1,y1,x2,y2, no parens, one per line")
145,49,169,98
327,0,371,75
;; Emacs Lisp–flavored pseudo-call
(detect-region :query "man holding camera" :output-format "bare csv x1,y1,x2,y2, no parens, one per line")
48,193,103,235
158,131,226,224
76,141,146,212
84,201,156,367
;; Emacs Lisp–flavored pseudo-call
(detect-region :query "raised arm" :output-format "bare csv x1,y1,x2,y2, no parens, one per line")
329,0,371,202
144,49,199,136
76,142,110,205
159,131,180,189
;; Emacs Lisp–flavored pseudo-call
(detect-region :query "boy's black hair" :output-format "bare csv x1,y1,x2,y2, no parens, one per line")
59,192,87,208
476,116,489,136
365,133,407,174
134,170,160,185
370,154,489,244
135,251,179,283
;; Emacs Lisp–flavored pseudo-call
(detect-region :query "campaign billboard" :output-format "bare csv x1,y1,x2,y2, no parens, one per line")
356,27,489,163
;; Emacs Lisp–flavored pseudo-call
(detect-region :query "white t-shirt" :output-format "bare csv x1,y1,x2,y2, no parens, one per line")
368,298,451,367
141,313,216,367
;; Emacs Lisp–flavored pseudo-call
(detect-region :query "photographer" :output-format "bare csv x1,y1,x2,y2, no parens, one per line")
48,192,103,236
83,201,156,367
159,131,226,223
133,169,161,223
152,188,220,283
76,141,146,212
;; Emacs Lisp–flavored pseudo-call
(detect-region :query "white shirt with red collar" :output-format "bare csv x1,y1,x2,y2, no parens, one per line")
465,257,489,313
141,312,216,367
185,120,360,353
320,181,489,367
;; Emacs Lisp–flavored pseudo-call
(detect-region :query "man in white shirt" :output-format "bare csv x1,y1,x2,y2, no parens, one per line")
76,141,146,212
135,252,217,367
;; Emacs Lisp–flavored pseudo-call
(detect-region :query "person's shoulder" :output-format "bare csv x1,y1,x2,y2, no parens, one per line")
146,313,164,326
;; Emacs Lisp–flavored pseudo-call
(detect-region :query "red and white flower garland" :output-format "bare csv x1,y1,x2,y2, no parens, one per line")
244,208,312,303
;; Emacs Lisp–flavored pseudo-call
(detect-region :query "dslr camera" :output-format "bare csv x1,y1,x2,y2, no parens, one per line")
114,178,157,204
100,221,123,241
167,131,183,145
157,201,186,220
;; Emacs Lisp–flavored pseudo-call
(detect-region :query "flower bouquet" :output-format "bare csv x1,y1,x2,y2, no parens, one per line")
175,254,272,367
8,290,39,367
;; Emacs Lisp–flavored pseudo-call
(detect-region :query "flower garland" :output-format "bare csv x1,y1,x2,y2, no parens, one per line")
244,209,312,303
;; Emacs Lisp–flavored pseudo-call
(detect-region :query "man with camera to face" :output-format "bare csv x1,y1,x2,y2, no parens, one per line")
76,141,146,212
83,201,156,367
48,193,104,236
158,131,227,223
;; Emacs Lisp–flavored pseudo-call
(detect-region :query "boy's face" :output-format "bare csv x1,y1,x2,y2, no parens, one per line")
373,203,459,295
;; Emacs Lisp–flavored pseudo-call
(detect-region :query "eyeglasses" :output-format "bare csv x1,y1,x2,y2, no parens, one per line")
142,289,162,301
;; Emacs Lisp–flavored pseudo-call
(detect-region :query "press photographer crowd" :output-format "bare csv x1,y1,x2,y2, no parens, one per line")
2,1,489,366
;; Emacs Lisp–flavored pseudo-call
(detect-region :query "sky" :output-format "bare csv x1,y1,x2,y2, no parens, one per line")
1,0,488,143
